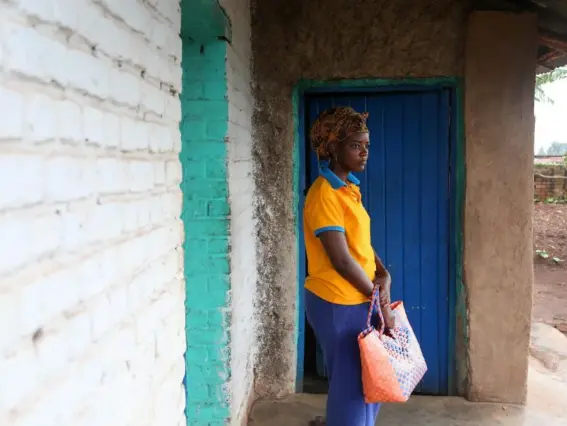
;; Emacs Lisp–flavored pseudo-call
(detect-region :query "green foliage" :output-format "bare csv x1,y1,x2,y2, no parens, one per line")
535,67,567,104
536,249,549,259
535,143,567,157
535,249,563,265
534,162,553,168
547,142,567,156
534,197,567,204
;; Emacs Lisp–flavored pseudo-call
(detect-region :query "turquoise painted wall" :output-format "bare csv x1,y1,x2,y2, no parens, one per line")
180,20,231,426
181,0,231,42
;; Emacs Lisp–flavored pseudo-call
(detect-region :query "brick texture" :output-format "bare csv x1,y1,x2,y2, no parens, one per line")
222,0,258,423
180,0,258,422
0,1,186,426
534,165,567,201
180,39,232,424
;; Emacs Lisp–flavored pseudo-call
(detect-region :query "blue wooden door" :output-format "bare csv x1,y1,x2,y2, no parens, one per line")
305,90,452,395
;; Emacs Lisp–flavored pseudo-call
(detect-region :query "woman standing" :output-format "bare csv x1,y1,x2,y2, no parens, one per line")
304,107,395,426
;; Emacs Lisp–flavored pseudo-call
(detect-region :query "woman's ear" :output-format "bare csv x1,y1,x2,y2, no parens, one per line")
328,144,338,163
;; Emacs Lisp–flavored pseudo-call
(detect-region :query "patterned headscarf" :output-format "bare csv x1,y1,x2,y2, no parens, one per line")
309,106,369,159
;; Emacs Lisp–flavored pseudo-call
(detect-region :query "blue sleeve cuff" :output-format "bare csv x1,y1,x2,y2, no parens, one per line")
314,226,345,237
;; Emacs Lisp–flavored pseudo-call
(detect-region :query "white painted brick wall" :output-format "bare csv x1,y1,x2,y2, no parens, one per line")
222,0,258,423
0,1,186,426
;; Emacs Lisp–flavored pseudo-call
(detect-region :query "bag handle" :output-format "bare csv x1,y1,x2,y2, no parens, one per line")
366,285,385,336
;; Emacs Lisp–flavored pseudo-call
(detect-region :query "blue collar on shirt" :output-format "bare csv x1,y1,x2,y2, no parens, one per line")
319,160,360,190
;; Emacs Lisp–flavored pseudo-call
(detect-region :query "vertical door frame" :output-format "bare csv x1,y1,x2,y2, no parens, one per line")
292,78,466,396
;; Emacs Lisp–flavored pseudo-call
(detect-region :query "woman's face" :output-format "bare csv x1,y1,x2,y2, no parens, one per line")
337,132,370,173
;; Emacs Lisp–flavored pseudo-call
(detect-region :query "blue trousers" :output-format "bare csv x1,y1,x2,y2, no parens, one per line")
305,290,381,426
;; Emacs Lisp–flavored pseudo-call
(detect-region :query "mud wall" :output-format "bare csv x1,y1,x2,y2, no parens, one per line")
464,11,537,404
251,0,471,397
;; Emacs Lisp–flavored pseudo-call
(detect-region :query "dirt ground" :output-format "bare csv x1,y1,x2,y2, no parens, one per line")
532,203,567,334
250,394,567,426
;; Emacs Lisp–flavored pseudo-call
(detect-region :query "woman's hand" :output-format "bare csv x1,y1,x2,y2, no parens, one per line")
381,305,396,330
373,272,391,307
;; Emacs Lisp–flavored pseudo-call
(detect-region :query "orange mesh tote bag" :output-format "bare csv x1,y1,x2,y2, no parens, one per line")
357,286,428,403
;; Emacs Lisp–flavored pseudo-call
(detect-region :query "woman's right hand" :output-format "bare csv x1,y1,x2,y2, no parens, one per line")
374,274,391,307
381,306,396,330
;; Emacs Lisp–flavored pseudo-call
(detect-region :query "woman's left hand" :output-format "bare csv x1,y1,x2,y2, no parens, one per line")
374,273,391,307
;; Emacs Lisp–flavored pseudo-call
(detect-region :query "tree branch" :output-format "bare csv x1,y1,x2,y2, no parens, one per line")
535,173,567,179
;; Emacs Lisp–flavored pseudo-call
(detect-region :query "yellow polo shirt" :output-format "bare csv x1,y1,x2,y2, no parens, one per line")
303,166,376,305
